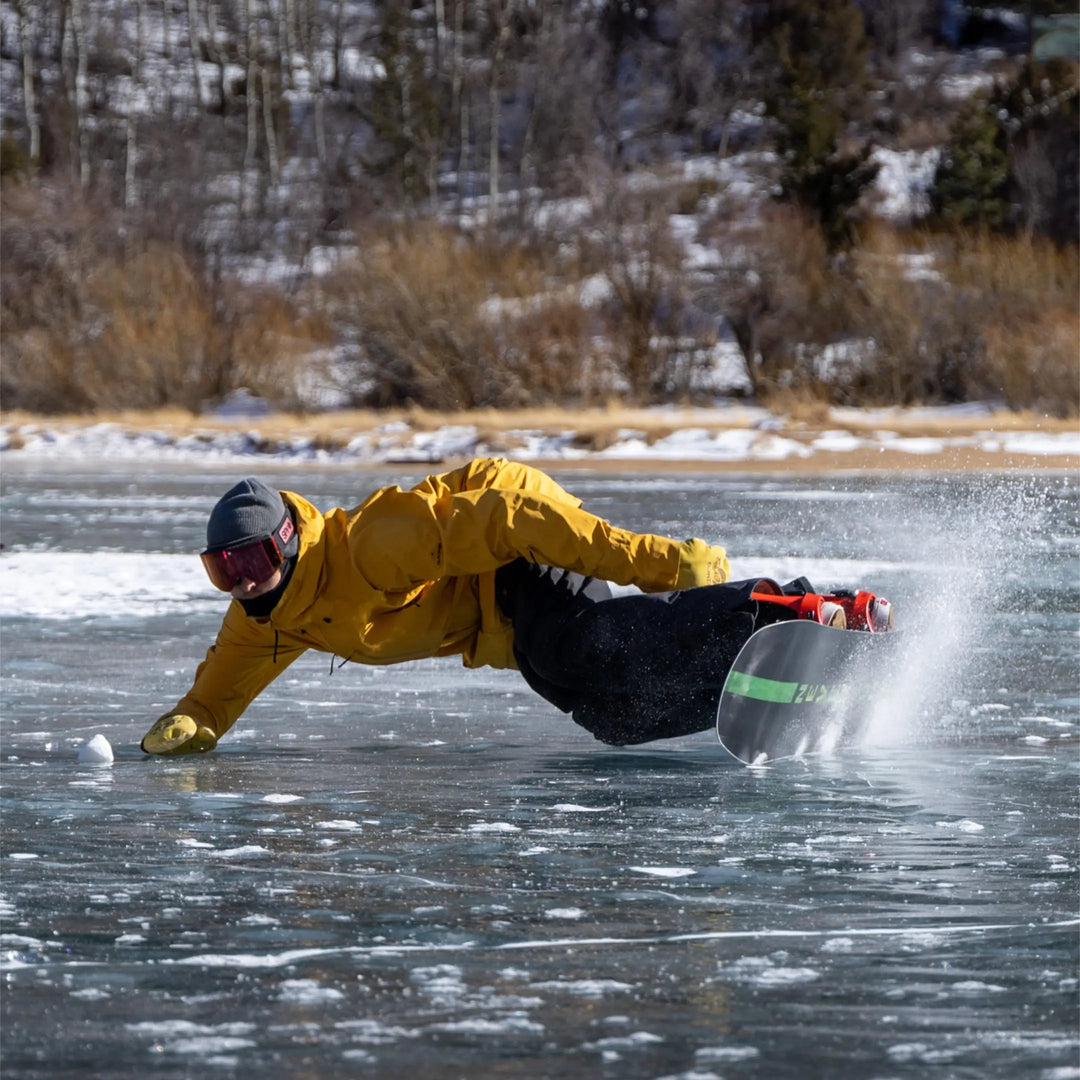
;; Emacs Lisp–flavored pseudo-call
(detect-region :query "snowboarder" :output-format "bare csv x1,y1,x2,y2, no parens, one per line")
140,458,889,755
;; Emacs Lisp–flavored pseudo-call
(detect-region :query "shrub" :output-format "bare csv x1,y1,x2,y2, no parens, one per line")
0,184,331,413
315,220,597,409
847,227,1079,413
713,205,860,398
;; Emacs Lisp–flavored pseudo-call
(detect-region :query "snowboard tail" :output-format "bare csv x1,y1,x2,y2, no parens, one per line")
716,620,902,765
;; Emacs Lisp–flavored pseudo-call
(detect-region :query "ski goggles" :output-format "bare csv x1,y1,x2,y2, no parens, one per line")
200,511,296,592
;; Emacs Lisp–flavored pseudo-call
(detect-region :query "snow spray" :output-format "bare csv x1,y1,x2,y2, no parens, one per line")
863,473,1062,750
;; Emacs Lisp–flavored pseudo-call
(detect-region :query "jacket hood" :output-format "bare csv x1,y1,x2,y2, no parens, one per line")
271,491,330,623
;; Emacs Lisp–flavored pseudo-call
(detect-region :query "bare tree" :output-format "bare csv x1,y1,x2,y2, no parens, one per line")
671,0,756,157
204,1,231,116
515,3,604,200
15,0,40,171
486,0,516,222
187,0,207,108
124,0,148,209
296,0,328,167
860,0,935,60
61,0,90,188
1012,130,1058,238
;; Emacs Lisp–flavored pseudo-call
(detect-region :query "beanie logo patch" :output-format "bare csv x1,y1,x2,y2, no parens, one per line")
278,515,295,545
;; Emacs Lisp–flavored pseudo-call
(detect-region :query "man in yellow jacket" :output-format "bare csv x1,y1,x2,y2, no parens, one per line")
139,457,774,755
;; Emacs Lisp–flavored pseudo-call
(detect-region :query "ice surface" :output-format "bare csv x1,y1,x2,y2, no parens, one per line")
0,468,1076,1079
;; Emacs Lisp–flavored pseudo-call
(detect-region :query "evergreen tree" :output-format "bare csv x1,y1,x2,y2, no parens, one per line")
931,58,1077,240
368,1,446,205
930,101,1011,230
753,0,879,250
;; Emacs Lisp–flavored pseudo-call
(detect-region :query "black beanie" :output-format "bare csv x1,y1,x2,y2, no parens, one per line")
204,478,299,558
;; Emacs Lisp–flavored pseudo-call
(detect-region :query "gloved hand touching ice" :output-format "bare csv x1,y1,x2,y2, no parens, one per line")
141,714,218,756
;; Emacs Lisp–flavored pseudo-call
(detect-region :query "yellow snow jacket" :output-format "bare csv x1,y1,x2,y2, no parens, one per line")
167,458,715,743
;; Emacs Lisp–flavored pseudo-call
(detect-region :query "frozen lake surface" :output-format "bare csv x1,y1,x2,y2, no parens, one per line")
1,462,1077,1079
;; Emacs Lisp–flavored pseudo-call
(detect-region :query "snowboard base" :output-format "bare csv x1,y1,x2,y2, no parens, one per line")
716,620,903,765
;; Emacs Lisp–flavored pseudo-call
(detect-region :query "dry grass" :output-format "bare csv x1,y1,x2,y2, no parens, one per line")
3,187,1076,422
847,226,1080,414
3,403,1075,447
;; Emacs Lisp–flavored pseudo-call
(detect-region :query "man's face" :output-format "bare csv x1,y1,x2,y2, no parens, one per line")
229,567,284,602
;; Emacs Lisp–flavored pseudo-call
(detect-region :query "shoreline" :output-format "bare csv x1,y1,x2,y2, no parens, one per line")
2,406,1077,474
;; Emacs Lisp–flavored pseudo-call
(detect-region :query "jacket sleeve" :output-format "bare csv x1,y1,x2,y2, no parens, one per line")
170,603,306,740
351,459,683,592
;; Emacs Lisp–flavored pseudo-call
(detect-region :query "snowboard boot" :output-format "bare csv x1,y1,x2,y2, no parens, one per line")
821,589,894,632
750,589,848,628
749,587,895,631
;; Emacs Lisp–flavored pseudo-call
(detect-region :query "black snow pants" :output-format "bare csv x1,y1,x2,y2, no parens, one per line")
495,558,810,746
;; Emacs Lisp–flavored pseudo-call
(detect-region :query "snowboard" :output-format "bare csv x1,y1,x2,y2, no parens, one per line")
716,620,903,765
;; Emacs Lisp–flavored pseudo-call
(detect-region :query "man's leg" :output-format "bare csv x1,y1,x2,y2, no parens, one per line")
496,559,764,744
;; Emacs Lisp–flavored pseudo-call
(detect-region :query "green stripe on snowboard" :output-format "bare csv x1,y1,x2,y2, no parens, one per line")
725,670,800,703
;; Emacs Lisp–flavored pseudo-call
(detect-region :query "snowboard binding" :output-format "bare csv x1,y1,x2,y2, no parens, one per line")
750,582,894,632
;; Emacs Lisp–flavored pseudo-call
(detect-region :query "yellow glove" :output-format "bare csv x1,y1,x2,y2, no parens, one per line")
674,538,730,589
141,714,218,756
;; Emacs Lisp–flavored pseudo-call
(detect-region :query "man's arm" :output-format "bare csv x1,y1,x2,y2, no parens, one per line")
350,465,729,593
141,604,306,755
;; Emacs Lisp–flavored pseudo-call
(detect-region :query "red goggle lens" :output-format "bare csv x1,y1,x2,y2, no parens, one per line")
201,537,283,592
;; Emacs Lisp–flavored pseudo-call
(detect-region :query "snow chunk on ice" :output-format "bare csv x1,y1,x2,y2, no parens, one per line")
77,734,114,765
629,866,696,878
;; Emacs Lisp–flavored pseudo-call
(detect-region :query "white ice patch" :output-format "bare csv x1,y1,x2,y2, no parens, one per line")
206,845,270,858
720,955,821,987
467,822,521,833
584,1031,663,1050
543,907,586,920
0,552,219,620
695,1045,762,1062
427,1016,544,1036
278,979,345,1004
341,1049,377,1064
261,794,304,804
935,820,985,833
0,934,45,948
334,1018,420,1044
949,980,1007,994
126,1020,257,1057
173,947,340,969
629,866,696,879
530,979,634,997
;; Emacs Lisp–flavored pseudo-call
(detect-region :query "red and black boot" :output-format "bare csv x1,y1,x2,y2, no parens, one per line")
824,589,894,632
750,583,895,632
